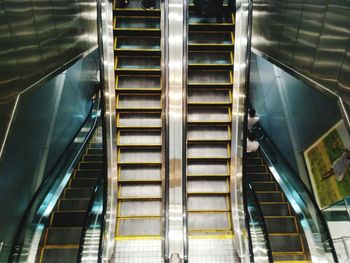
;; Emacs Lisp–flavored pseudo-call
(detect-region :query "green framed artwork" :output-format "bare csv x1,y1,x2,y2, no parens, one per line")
304,120,350,209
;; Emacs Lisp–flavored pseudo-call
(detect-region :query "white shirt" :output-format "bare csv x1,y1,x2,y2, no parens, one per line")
247,139,259,153
248,116,260,130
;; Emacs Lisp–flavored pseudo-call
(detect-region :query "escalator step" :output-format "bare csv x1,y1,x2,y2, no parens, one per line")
87,148,103,155
41,248,78,263
83,155,103,162
272,253,307,261
187,178,228,194
256,192,283,202
245,158,262,165
75,170,102,179
70,178,97,188
246,165,267,173
64,188,93,199
51,211,86,227
79,162,103,170
269,234,303,253
260,203,290,216
45,227,82,245
118,218,161,236
188,212,230,231
90,142,103,149
264,216,298,233
251,182,276,191
248,173,271,182
188,196,228,211
119,200,162,216
58,199,90,211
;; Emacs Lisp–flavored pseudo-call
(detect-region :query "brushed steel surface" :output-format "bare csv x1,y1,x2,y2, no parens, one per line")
116,17,160,29
188,107,230,122
117,75,161,89
116,37,160,50
118,112,162,127
188,70,231,83
188,160,229,175
118,94,161,108
189,52,232,64
119,200,162,216
188,212,230,230
188,196,229,211
188,143,229,158
189,32,232,44
119,183,162,198
119,165,161,180
119,130,161,145
187,178,229,193
188,90,231,103
118,218,161,236
188,125,229,140
117,56,160,69
119,148,161,163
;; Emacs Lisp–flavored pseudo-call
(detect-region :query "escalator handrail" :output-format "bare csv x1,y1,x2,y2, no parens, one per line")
77,173,104,263
243,161,273,262
9,89,101,262
255,123,338,262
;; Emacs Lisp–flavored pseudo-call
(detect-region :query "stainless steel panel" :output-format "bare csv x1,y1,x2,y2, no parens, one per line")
188,90,231,103
188,125,229,140
119,183,162,198
118,112,162,127
188,196,228,211
188,70,231,83
119,148,161,163
187,160,229,175
119,130,161,145
188,107,230,122
118,218,161,236
188,143,229,158
119,165,161,180
117,75,161,89
119,201,162,216
117,56,160,69
118,94,161,108
188,212,230,230
187,178,228,193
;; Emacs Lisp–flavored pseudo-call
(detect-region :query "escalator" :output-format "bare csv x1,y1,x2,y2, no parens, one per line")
246,151,310,262
112,0,164,261
185,2,237,262
37,128,103,262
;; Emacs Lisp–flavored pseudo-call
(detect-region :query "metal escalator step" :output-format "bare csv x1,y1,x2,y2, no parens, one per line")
117,94,161,109
269,234,303,253
119,148,161,163
188,143,230,159
58,199,90,211
83,154,103,162
114,16,160,30
248,173,271,182
119,182,161,198
246,151,259,158
45,227,82,245
118,130,161,146
246,165,267,173
64,188,93,199
75,170,102,179
188,125,230,141
79,162,103,170
189,32,233,45
188,107,231,123
260,202,290,216
251,181,276,191
87,148,103,155
188,70,231,84
116,56,160,70
119,165,161,180
187,178,228,194
188,160,229,175
264,216,298,233
90,142,103,148
188,196,229,211
117,75,160,90
117,218,161,236
188,89,231,105
188,212,231,231
246,157,262,165
118,112,161,128
114,0,160,10
189,51,232,65
70,178,97,188
51,211,86,227
272,253,307,261
115,36,160,51
41,248,78,263
119,200,162,216
256,191,283,202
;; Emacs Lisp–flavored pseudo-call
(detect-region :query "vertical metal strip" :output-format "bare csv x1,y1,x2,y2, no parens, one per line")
167,0,186,259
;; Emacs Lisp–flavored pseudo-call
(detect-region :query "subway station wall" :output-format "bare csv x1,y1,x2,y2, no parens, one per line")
250,53,341,188
252,0,350,108
0,51,98,244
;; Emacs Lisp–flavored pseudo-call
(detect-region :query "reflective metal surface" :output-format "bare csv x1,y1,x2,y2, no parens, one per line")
167,0,186,259
252,0,350,115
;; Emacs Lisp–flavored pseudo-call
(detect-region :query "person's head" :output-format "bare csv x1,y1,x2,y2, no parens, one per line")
248,109,256,118
248,132,256,142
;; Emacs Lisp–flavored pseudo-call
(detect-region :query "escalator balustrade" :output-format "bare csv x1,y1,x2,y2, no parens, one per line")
37,129,103,263
186,2,237,262
112,0,164,261
246,151,311,262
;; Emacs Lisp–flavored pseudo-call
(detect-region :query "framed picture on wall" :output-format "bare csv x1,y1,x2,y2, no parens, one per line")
304,120,350,209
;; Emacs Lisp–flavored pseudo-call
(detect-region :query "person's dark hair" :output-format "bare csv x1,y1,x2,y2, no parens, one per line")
248,132,256,141
248,109,256,118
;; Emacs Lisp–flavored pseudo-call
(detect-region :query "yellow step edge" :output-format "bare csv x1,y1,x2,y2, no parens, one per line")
188,209,230,213
189,234,234,239
189,22,234,26
189,43,233,46
117,196,162,200
117,144,162,147
115,236,161,240
189,63,233,66
117,125,162,129
113,8,160,11
117,216,161,219
114,28,160,31
118,179,162,183
116,87,161,91
189,228,232,233
115,48,161,52
274,261,310,263
42,245,79,249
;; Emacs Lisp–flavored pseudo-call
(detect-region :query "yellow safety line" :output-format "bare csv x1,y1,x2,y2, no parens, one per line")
115,236,162,240
189,234,234,239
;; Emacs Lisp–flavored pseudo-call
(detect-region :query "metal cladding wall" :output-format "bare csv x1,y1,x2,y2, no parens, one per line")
252,0,350,106
0,0,98,145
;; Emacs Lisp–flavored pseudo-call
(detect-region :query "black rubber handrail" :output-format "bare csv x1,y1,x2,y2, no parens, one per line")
255,123,338,262
9,89,100,262
243,156,273,262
